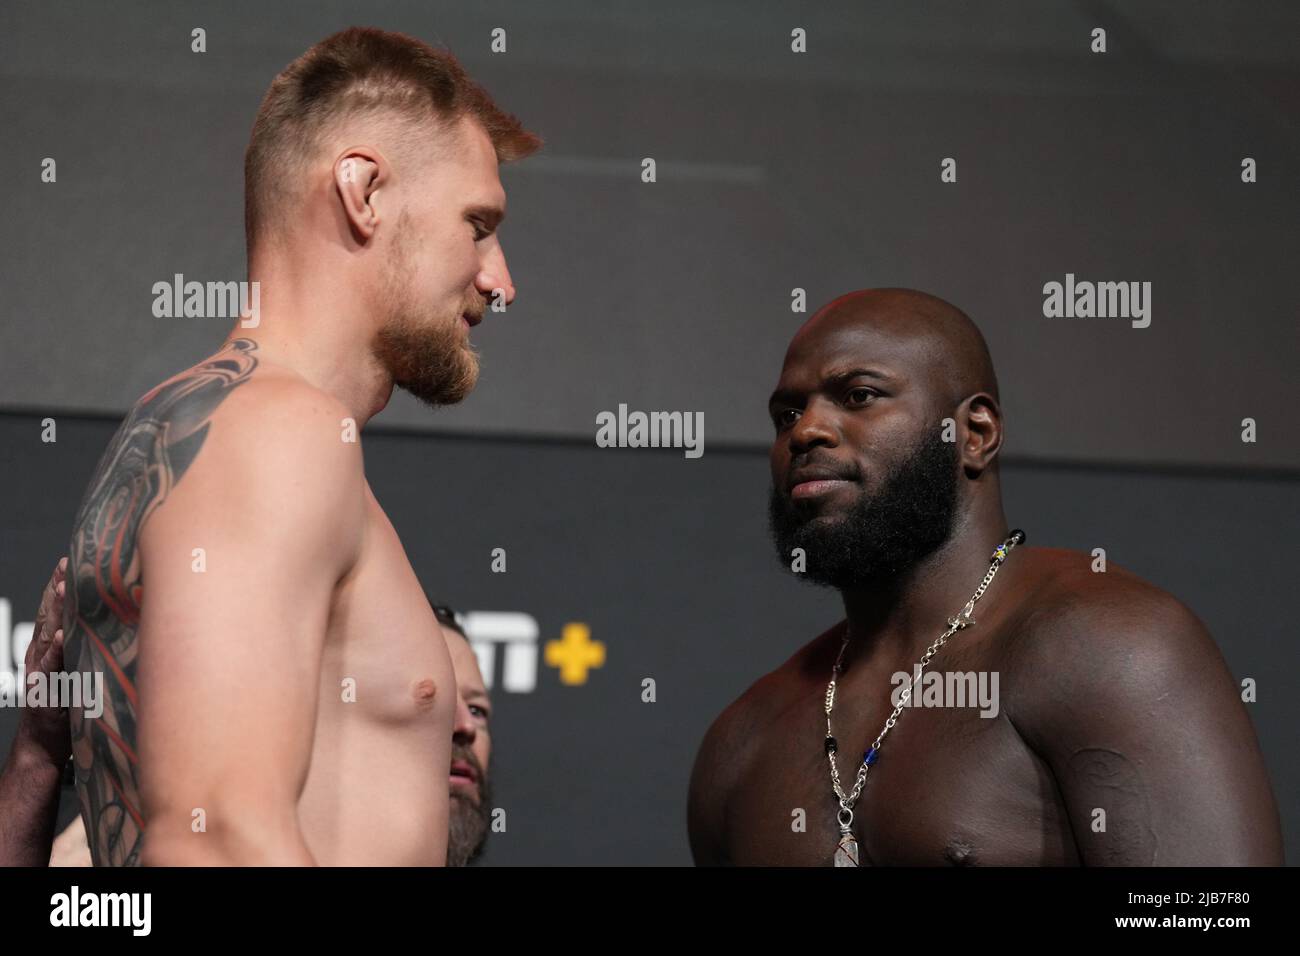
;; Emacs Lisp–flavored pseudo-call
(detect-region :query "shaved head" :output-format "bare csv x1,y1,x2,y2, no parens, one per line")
786,288,998,411
767,288,1004,590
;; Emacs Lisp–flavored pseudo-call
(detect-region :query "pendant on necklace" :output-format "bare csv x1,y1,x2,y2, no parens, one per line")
834,827,860,867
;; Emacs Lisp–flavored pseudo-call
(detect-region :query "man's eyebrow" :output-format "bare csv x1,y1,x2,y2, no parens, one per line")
465,204,505,229
826,367,895,386
464,688,492,706
768,386,802,410
768,368,895,408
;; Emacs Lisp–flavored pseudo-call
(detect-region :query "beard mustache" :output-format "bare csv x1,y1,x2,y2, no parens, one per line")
768,429,961,591
446,746,492,868
372,310,480,408
372,209,482,408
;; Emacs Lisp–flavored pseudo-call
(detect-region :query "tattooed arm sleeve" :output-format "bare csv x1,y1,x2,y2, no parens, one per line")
64,341,364,865
125,372,366,865
65,341,260,866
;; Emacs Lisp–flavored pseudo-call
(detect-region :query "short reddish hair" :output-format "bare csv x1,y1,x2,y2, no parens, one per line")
244,26,541,256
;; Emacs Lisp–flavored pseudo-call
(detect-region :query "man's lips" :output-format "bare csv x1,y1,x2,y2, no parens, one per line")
461,312,482,328
787,466,857,500
450,760,478,787
790,478,854,500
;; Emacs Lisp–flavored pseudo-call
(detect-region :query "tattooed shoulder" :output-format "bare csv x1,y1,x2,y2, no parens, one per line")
63,338,259,867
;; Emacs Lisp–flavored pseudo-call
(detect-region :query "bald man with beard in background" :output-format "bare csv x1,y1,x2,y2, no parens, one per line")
688,289,1283,867
433,605,495,867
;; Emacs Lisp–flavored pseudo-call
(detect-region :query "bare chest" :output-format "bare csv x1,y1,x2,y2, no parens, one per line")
298,497,452,864
723,653,1077,866
319,497,453,728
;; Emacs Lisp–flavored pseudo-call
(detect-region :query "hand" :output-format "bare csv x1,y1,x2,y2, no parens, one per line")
49,817,92,868
16,557,72,769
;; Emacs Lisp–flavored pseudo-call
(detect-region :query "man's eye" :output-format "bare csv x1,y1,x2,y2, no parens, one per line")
773,408,799,429
470,705,490,721
469,220,489,241
846,387,876,406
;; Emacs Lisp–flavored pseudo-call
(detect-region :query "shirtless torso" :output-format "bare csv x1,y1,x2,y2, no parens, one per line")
65,339,453,866
689,547,1283,866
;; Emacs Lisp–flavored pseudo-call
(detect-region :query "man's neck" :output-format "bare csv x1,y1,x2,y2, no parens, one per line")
838,507,1011,665
231,257,394,426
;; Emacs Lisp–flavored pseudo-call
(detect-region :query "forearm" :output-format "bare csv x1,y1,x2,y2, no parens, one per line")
0,726,66,866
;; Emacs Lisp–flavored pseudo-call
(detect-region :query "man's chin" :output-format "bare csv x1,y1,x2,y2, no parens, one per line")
373,310,481,407
399,385,465,408
785,503,856,539
450,788,483,808
397,365,479,408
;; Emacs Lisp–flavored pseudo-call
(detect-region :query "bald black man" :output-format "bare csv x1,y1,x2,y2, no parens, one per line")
687,288,1283,867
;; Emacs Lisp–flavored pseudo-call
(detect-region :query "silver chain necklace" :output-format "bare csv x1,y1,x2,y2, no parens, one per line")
824,529,1025,867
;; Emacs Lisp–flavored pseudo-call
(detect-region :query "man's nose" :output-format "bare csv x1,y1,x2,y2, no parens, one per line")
789,398,840,453
476,242,515,307
452,697,477,743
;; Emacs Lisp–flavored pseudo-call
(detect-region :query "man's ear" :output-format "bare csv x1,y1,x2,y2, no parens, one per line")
958,392,1003,479
333,147,388,244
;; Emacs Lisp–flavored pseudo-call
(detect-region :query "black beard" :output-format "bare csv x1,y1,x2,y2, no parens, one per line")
768,431,960,590
447,761,492,868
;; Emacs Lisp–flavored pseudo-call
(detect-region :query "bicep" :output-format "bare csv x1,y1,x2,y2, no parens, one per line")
134,412,363,818
688,707,746,866
1023,604,1282,865
687,748,725,865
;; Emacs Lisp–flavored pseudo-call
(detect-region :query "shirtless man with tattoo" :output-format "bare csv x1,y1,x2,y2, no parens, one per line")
5,589,494,868
688,289,1283,866
61,27,539,865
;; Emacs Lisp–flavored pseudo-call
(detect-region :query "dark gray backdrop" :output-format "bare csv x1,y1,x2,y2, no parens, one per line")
2,0,1297,466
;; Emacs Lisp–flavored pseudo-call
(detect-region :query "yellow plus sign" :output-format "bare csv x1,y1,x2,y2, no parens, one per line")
544,623,605,686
